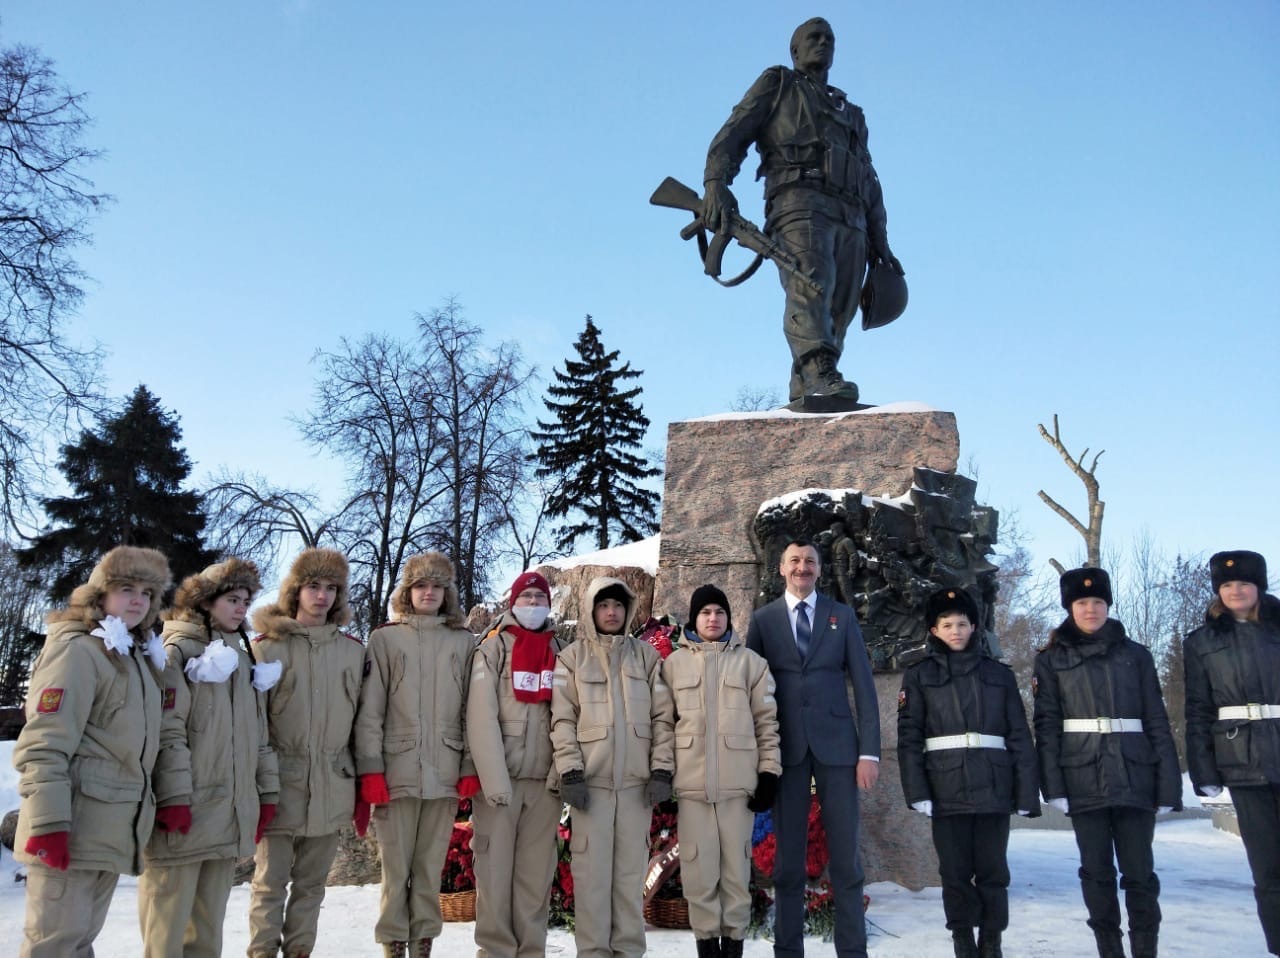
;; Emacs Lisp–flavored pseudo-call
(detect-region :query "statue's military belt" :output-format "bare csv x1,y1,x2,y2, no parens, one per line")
923,732,1006,751
1062,718,1144,733
1218,704,1280,720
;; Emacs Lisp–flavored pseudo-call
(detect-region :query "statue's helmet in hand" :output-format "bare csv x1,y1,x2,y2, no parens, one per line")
860,263,909,330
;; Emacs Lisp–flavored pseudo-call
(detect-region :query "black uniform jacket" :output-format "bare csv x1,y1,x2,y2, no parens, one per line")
1033,618,1183,815
897,637,1039,817
1184,594,1280,792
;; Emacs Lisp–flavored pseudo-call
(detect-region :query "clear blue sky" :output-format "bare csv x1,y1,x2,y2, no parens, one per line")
5,2,1278,596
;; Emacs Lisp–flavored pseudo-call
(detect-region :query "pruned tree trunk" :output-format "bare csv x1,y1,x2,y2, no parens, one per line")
1037,414,1105,572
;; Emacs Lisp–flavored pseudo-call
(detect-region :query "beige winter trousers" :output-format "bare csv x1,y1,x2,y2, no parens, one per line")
471,779,561,957
677,796,755,940
569,784,650,958
20,864,118,958
138,857,236,958
247,831,340,958
373,795,457,944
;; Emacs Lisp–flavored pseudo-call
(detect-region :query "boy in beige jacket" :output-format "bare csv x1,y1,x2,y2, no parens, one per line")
247,548,365,958
467,570,565,957
141,557,280,958
354,553,477,958
664,584,781,958
14,546,172,958
550,576,676,958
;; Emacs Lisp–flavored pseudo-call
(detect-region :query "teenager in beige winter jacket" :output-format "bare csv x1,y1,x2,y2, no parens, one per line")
550,575,676,958
354,552,477,958
246,548,365,958
663,584,781,958
140,557,280,958
14,546,172,958
466,570,566,957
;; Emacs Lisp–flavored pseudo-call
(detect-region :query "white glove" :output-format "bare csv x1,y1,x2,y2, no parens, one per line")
1200,785,1223,798
1017,809,1032,817
911,800,933,817
1048,797,1069,814
252,660,283,692
185,639,240,683
1157,806,1173,815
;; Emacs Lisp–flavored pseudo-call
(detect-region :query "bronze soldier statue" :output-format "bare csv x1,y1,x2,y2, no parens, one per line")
703,17,905,407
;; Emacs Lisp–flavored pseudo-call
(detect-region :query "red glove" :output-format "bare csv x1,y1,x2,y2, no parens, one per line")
155,805,193,835
255,803,277,843
353,800,371,838
25,831,70,871
359,772,390,805
456,774,481,799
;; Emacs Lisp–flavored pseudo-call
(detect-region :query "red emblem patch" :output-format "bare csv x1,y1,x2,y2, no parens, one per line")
897,689,907,711
163,688,177,710
37,688,64,714
1031,676,1039,697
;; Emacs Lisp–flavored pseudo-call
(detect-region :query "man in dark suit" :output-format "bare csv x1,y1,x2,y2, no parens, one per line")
746,539,881,957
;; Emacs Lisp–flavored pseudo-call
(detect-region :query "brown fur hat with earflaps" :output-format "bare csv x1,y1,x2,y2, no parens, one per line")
47,545,173,635
390,552,464,626
253,548,352,636
167,557,262,627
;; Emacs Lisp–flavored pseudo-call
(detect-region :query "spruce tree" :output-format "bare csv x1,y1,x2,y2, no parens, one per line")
532,315,661,552
18,385,216,603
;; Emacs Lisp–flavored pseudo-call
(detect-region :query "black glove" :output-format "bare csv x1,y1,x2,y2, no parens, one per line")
560,769,589,810
645,769,673,806
748,772,778,813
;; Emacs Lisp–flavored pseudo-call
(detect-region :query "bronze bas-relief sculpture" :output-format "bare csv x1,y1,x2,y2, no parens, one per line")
660,17,907,411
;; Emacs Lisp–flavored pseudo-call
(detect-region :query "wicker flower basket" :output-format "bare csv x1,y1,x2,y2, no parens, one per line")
643,894,690,929
440,889,477,922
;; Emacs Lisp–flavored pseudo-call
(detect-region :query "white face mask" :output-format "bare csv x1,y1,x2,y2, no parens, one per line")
512,604,550,630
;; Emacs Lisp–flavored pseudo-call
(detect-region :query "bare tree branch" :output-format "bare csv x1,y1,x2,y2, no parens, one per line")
0,44,111,531
1037,413,1106,569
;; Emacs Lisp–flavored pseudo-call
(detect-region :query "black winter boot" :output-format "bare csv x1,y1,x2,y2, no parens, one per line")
1130,929,1158,957
695,938,722,958
720,938,744,958
977,929,1003,958
952,928,979,958
1093,929,1126,958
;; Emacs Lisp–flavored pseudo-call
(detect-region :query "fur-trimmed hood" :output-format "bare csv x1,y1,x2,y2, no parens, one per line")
46,545,172,635
577,576,638,643
390,552,464,626
1205,592,1280,633
264,547,352,628
250,604,312,641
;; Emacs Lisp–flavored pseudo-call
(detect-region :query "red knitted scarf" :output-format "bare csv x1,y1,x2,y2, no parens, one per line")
508,625,555,703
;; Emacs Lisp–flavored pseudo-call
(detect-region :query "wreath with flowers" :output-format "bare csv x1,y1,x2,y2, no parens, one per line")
440,798,476,893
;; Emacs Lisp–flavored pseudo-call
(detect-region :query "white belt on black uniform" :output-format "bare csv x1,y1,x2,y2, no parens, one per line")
1218,704,1280,721
1062,718,1144,733
923,732,1007,751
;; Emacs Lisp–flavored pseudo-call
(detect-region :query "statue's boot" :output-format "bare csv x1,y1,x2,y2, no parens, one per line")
799,350,859,402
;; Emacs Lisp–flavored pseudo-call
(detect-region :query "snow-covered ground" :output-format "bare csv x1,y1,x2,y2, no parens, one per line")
0,742,1266,957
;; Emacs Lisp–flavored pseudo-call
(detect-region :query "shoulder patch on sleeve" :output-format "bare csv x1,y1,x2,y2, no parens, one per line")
1031,675,1039,697
163,687,177,710
897,688,907,711
36,688,64,714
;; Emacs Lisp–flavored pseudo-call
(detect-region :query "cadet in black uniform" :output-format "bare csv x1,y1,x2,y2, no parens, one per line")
1184,550,1280,956
898,587,1038,958
1033,568,1182,958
